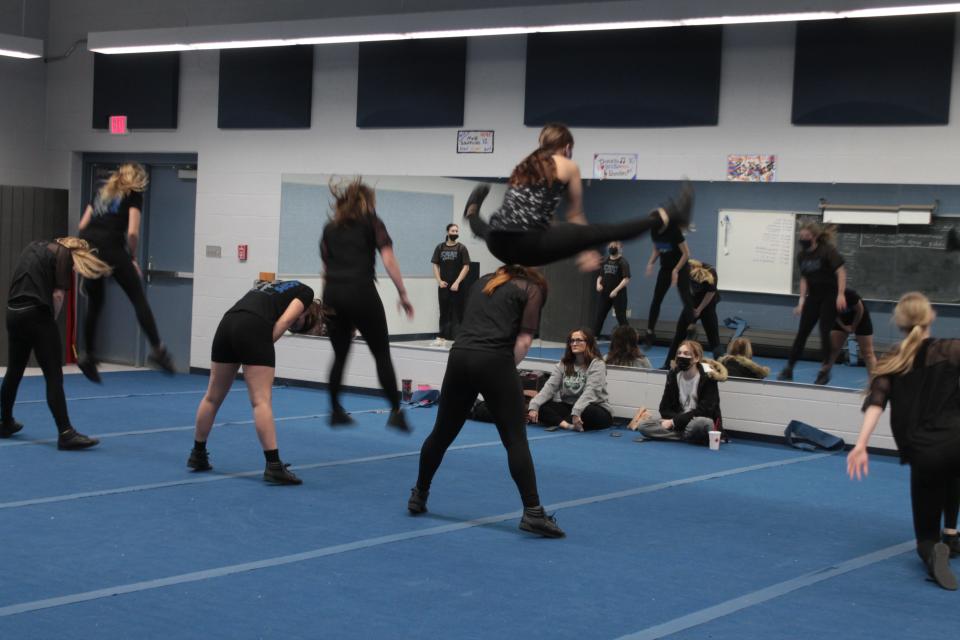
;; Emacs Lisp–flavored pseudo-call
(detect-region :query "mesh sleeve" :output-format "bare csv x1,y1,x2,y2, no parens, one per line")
372,215,393,249
520,282,545,335
862,374,891,411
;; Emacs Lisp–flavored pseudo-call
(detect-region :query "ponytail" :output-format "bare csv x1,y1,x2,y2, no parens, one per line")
482,265,547,297
55,237,112,280
869,292,935,382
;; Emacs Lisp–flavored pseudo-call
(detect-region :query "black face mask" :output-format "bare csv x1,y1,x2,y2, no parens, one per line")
799,239,812,251
448,234,459,242
609,247,619,256
676,356,693,371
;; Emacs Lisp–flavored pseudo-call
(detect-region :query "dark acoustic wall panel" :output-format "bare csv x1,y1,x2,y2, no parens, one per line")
524,27,723,127
92,52,180,129
792,15,954,125
356,39,467,128
0,186,69,365
218,46,314,129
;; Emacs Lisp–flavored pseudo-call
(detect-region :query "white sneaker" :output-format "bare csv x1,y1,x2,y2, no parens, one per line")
430,337,445,347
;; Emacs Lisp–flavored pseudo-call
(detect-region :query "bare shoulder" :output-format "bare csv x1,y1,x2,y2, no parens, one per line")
552,154,580,182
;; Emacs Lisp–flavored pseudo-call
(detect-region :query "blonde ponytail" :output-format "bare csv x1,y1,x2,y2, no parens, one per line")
870,292,934,381
55,237,113,280
688,259,715,285
99,163,148,203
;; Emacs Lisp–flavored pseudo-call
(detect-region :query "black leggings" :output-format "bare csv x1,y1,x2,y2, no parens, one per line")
82,241,162,357
537,400,613,431
593,292,628,338
437,287,464,340
909,440,960,558
324,281,400,412
1,305,71,432
787,288,837,367
647,263,692,335
664,301,721,365
470,212,662,267
417,349,541,508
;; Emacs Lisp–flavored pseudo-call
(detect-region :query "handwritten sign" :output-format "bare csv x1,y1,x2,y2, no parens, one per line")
457,130,494,154
593,153,638,180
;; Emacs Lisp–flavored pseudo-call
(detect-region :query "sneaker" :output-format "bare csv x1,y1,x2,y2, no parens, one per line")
187,448,212,471
149,345,176,375
643,330,655,349
387,408,412,434
926,542,958,590
662,181,694,231
519,506,565,538
943,531,960,557
57,428,100,450
0,420,23,438
430,337,446,347
814,369,831,386
408,487,429,514
263,462,302,485
329,406,356,427
777,367,794,382
77,357,101,384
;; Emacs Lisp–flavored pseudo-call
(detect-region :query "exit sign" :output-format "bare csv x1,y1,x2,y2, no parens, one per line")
109,115,128,135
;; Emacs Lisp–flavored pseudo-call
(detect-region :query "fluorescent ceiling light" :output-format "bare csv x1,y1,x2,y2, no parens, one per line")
0,33,43,59
88,2,960,54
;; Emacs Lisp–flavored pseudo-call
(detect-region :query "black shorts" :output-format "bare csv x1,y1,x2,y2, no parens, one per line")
211,311,275,367
834,308,873,337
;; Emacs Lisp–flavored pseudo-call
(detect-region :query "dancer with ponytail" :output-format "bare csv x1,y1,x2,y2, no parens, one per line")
849,292,960,590
77,163,174,382
464,123,693,271
410,265,564,538
778,222,847,385
1,238,112,449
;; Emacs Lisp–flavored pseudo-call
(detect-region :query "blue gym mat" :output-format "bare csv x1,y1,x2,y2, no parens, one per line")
0,370,953,639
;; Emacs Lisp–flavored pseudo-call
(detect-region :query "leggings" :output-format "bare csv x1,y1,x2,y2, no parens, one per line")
417,349,541,508
909,439,960,559
437,286,464,340
664,301,721,365
82,241,162,357
593,291,628,338
787,288,837,367
537,400,613,431
324,281,400,412
647,262,692,335
1,304,71,432
470,212,663,267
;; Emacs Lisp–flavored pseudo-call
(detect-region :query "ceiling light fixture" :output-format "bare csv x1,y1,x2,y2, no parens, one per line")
0,32,43,59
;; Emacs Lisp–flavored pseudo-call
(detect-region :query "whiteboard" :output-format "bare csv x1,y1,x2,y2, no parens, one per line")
716,209,798,295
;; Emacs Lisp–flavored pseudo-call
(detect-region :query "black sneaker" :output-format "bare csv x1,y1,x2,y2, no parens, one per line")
643,330,655,350
187,448,212,471
149,345,176,375
662,181,694,231
78,357,101,384
519,506,566,538
0,420,23,438
329,406,356,427
57,428,100,450
814,369,831,386
777,367,794,382
926,542,958,590
263,462,302,485
408,487,429,514
943,532,960,558
387,409,412,434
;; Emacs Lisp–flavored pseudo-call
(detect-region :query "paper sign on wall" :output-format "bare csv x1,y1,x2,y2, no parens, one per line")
593,153,638,180
457,130,495,154
727,154,776,182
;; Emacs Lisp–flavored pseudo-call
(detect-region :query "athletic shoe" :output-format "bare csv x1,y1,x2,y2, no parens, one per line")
943,531,960,557
149,345,176,375
263,462,302,485
408,487,429,514
0,420,23,438
57,428,100,450
187,448,212,471
519,506,565,538
643,330,655,349
77,357,101,384
387,408,412,433
430,337,446,347
329,406,356,427
814,369,831,386
777,367,794,381
662,181,695,231
926,542,958,590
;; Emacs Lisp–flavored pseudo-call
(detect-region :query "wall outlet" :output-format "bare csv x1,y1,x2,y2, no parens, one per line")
205,245,222,258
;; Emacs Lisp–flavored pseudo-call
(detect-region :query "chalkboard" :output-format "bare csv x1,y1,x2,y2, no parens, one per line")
792,216,960,303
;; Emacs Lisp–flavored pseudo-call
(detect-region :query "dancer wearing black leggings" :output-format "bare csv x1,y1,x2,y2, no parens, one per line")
644,210,691,347
849,293,960,590
778,223,847,385
1,238,112,449
593,242,630,339
77,163,174,382
188,280,319,484
465,123,693,272
664,260,721,367
320,178,414,431
410,265,563,538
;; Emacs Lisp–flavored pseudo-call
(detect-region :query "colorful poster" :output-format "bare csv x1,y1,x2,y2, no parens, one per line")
457,130,495,154
727,154,776,182
593,153,638,180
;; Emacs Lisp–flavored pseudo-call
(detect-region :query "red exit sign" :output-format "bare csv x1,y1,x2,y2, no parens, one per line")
109,115,128,135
